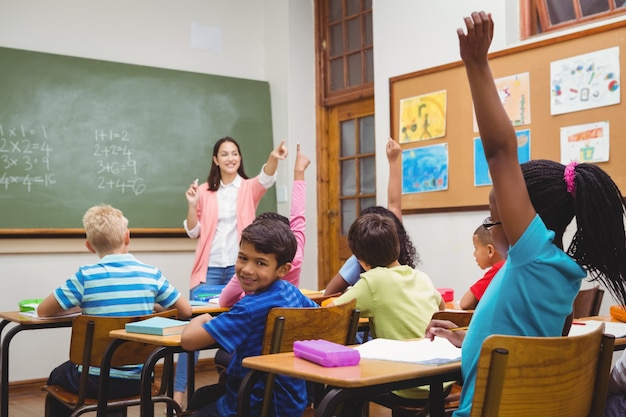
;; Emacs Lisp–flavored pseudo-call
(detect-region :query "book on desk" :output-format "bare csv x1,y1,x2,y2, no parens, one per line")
125,316,188,336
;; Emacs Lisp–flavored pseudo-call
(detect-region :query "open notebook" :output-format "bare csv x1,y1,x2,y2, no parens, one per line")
354,337,461,366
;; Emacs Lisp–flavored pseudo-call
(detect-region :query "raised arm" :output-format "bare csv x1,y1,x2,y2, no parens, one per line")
262,140,288,176
386,137,402,221
458,12,534,245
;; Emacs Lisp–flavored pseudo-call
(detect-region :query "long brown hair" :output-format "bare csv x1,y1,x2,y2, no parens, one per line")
206,137,249,191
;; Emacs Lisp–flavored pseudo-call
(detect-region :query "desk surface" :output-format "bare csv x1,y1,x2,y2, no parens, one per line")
242,351,460,388
108,328,183,347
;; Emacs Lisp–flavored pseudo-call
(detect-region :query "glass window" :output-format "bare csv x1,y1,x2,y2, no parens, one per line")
360,116,375,154
341,199,357,235
341,121,356,156
341,160,356,196
360,156,376,194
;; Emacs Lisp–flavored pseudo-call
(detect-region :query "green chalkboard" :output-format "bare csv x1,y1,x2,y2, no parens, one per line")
0,47,276,234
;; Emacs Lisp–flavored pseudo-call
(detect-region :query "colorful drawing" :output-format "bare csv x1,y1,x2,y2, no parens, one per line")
550,46,620,115
401,143,448,194
560,121,610,163
399,90,447,143
473,73,531,132
474,129,531,187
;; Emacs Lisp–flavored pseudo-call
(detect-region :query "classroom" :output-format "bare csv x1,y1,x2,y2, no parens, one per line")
0,0,622,401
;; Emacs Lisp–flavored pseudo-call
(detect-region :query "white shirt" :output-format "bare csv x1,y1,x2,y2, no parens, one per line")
183,165,276,266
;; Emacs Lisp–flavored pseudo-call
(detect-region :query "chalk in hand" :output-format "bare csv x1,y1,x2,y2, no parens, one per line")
194,178,199,186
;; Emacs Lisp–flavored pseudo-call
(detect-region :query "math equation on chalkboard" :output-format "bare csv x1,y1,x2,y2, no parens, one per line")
0,124,146,196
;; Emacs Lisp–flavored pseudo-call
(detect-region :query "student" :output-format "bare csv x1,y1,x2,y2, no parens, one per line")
218,143,311,306
459,224,505,310
180,218,318,417
177,137,287,405
329,213,444,401
606,355,626,416
37,204,192,417
426,12,626,417
325,138,419,295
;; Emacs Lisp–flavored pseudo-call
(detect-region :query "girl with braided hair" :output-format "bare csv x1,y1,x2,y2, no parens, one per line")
425,11,626,417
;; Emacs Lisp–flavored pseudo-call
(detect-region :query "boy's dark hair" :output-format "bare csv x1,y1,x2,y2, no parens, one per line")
522,159,626,305
254,211,289,226
207,137,249,191
360,206,419,268
474,224,494,246
348,213,400,268
240,218,297,266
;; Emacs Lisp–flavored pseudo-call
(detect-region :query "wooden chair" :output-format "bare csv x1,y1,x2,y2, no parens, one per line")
470,323,614,417
368,310,473,417
237,299,360,417
41,309,183,417
573,286,605,318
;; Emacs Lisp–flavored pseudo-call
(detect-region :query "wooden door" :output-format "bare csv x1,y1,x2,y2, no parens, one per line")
317,98,375,289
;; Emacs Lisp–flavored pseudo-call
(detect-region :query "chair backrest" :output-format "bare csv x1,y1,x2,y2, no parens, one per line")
573,287,605,318
432,310,474,328
69,309,179,368
470,324,614,417
261,298,359,355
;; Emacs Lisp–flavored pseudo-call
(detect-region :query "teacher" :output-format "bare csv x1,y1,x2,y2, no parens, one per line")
184,136,288,296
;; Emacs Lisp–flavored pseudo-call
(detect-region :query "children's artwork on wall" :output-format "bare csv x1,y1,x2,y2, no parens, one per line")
474,129,531,187
560,121,610,163
473,72,531,132
550,46,620,115
402,143,449,194
399,90,447,143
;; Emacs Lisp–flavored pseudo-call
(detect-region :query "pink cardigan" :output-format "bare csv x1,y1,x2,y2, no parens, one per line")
189,176,268,289
219,180,306,307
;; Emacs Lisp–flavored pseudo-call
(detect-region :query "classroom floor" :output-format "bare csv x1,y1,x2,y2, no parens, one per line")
10,364,397,417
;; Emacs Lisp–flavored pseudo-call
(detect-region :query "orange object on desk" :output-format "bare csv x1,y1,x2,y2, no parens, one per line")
610,305,626,322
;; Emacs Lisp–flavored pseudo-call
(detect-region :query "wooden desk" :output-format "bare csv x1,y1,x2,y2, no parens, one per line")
103,329,191,417
240,352,461,417
0,311,75,417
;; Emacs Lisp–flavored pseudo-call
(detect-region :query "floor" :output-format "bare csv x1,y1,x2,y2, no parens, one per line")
9,364,396,417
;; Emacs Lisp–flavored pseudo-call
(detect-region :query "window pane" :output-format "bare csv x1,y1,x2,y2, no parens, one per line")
364,0,372,10
329,23,344,56
580,0,609,16
330,58,344,91
360,156,376,194
328,0,342,22
341,160,356,196
547,0,576,24
348,53,362,87
347,17,362,52
360,196,376,212
347,0,361,16
364,12,373,47
341,121,356,156
360,115,375,154
341,199,357,235
365,48,374,83
618,0,626,7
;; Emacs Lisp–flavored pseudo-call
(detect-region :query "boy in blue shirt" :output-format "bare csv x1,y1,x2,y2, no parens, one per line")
181,217,317,417
38,204,192,417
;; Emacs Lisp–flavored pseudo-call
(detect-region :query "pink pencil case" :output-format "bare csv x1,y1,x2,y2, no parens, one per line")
293,339,360,367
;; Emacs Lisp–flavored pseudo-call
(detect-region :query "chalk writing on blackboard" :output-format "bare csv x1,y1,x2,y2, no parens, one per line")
93,128,146,196
0,124,55,192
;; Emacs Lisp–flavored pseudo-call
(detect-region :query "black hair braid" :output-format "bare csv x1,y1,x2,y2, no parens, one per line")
567,163,626,306
522,160,575,240
360,206,420,268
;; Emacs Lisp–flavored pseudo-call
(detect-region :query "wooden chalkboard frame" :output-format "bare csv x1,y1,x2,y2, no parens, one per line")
391,20,626,214
0,47,275,236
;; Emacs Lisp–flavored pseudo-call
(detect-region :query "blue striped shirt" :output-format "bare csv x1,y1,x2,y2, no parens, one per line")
54,253,182,379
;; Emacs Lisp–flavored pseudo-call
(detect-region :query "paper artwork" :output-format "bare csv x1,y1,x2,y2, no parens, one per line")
402,143,448,194
399,90,447,143
550,46,620,115
473,72,531,132
474,129,531,187
560,121,610,164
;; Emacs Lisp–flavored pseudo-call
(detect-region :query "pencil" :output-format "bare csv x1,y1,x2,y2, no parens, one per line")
450,326,469,332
